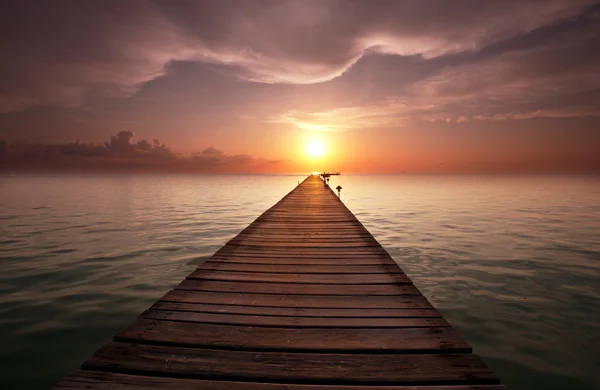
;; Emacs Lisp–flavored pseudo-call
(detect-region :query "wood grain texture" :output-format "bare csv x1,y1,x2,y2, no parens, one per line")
54,175,502,389
57,371,507,390
158,289,436,309
114,318,470,352
206,256,398,265
186,270,412,284
175,279,421,295
214,245,390,255
139,309,450,328
149,301,441,317
197,262,404,274
83,343,497,385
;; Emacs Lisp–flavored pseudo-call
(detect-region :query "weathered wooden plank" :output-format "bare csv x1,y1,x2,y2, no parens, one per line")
238,228,371,233
56,371,508,390
140,309,450,328
115,319,470,352
229,236,379,241
229,236,380,243
207,256,398,265
258,215,356,219
159,290,435,309
176,279,421,295
254,218,361,223
198,262,404,274
83,343,496,385
214,252,390,258
187,270,411,284
210,252,395,262
232,232,377,244
234,236,378,242
150,301,441,317
262,210,345,214
235,233,374,238
250,219,365,224
217,243,388,251
213,248,392,258
232,222,368,229
227,241,382,248
237,225,371,231
264,211,352,214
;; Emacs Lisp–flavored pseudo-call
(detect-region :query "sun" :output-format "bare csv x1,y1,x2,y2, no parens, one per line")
306,140,326,158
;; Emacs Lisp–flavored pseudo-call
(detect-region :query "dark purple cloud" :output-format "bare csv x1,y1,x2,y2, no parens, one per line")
407,32,600,123
190,146,253,166
0,131,280,172
270,6,600,129
0,0,596,113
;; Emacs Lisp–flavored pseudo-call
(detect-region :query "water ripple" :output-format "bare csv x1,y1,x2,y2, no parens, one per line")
1,173,599,389
328,174,600,390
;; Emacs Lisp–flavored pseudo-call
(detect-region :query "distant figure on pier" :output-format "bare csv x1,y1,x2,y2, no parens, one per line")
336,185,342,198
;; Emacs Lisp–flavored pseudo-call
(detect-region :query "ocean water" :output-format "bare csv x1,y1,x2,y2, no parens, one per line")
1,174,599,389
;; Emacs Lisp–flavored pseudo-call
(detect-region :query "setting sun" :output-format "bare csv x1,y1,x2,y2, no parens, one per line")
306,140,326,158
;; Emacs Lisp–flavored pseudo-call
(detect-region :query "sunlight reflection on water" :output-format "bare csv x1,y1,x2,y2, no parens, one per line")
1,173,599,389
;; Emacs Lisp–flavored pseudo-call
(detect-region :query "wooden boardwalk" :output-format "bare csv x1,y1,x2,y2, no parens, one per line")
55,175,504,389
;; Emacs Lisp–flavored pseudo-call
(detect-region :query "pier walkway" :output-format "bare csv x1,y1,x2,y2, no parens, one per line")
55,175,504,389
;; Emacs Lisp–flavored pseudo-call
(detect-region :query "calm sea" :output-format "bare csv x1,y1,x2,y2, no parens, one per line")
1,174,599,389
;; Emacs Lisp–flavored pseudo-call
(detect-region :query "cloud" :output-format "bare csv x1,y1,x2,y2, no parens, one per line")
0,131,279,172
407,22,600,122
0,0,595,112
190,146,254,166
0,1,199,112
272,9,600,131
269,99,411,131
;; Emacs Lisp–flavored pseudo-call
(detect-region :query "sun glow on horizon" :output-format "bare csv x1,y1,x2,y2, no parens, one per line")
306,139,326,158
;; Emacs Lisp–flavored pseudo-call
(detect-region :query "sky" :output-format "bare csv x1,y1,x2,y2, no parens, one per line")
1,0,599,173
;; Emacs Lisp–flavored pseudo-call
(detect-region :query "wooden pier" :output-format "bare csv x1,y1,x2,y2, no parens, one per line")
55,175,504,389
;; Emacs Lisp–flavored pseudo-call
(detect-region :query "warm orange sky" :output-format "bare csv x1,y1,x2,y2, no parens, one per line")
1,1,599,173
